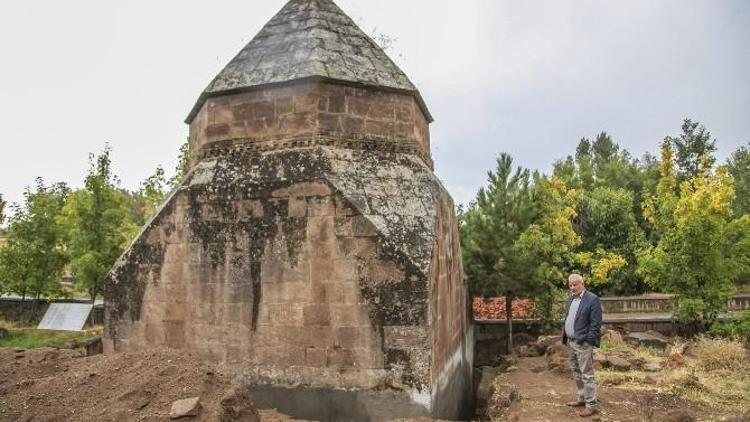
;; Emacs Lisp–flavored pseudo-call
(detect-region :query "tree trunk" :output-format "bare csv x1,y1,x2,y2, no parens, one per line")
506,291,514,354
32,292,41,325
20,291,27,324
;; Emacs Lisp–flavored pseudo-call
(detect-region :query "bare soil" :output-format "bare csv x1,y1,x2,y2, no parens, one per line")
1,346,743,421
498,356,716,421
0,347,297,422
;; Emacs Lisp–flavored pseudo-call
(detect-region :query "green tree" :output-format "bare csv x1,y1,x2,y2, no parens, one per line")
126,165,170,229
575,187,648,295
553,133,654,209
667,119,717,181
575,138,595,190
125,142,190,230
638,142,750,329
0,193,6,227
514,177,626,322
170,141,190,188
460,153,537,350
59,146,136,301
0,179,69,309
727,143,750,216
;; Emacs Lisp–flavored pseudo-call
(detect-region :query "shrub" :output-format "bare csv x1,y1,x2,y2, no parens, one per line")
709,311,750,342
692,336,749,371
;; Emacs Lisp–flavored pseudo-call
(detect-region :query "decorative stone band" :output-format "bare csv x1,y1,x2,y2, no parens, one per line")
193,132,434,170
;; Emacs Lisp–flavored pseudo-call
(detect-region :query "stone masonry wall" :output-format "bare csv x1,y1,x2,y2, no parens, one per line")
428,190,474,419
188,81,432,169
106,72,471,417
105,146,464,416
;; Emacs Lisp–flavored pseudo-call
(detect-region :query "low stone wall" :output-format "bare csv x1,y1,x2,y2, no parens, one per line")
473,318,677,362
600,294,674,313
597,294,750,314
729,294,750,311
0,298,104,327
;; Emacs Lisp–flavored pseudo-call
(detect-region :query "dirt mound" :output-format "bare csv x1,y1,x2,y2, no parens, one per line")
0,347,268,422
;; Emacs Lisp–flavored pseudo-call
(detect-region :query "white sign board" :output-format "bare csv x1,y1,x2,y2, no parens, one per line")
37,303,93,331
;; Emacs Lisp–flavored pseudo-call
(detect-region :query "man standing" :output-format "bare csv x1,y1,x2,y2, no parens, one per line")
562,273,602,417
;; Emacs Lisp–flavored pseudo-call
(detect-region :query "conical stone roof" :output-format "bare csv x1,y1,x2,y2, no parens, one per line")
186,0,431,123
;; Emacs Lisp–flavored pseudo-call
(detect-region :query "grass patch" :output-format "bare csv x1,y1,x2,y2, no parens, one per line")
692,336,749,371
600,339,663,362
0,327,92,349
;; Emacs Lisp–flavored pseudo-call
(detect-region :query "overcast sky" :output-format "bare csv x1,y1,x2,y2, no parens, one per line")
1,0,748,209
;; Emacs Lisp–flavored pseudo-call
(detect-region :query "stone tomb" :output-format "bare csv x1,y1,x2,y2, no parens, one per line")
104,0,473,419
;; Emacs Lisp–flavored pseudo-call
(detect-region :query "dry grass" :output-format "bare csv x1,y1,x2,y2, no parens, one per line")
600,339,662,363
692,336,749,371
597,336,750,414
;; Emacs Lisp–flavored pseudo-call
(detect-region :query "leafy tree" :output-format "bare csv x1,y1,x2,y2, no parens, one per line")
170,141,190,188
554,133,654,207
727,143,750,216
514,177,626,323
575,187,648,295
591,132,619,166
552,133,656,292
574,138,595,190
126,165,170,228
59,146,136,301
460,153,537,350
125,142,190,229
0,193,6,227
0,179,69,309
666,119,717,181
638,142,750,329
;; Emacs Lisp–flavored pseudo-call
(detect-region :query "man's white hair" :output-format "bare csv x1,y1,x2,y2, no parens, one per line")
568,273,584,284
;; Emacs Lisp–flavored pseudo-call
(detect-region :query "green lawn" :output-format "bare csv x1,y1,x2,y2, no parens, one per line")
0,327,92,349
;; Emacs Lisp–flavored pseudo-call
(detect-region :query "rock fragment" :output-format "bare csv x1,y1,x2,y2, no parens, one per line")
170,397,202,419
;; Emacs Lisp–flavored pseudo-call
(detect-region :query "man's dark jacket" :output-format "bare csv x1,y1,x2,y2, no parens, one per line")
561,290,603,347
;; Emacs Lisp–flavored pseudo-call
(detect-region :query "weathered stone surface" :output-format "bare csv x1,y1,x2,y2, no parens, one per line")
536,335,560,353
188,0,430,124
104,0,471,420
602,328,624,343
643,362,662,372
517,344,542,358
220,386,260,422
107,96,467,420
169,397,202,419
626,332,671,350
593,349,607,370
606,355,632,371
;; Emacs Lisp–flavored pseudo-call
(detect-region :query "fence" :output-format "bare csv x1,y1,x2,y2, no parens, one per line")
0,297,104,327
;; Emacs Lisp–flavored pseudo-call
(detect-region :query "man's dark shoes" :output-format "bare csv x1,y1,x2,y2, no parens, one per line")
566,400,585,407
579,407,598,417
